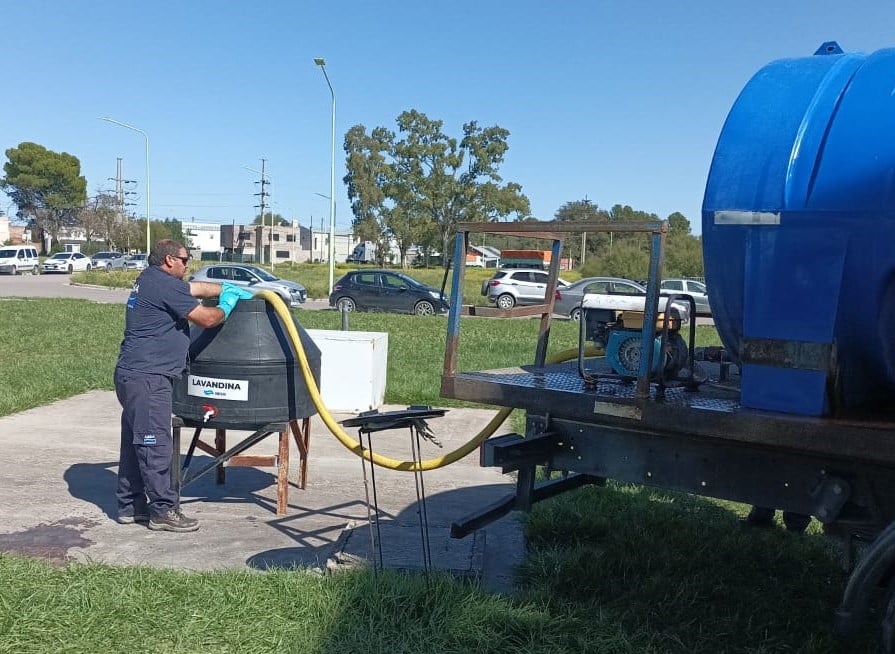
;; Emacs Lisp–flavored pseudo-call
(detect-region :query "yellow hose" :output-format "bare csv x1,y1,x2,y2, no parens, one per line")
256,289,602,471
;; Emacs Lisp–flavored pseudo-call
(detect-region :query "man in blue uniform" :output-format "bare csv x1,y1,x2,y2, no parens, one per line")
114,239,250,532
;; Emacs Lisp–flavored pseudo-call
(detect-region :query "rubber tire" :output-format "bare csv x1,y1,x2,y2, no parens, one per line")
67,264,73,274
12,266,18,276
496,293,516,309
31,265,39,275
337,297,356,312
106,264,112,272
414,300,435,316
86,264,91,272
570,307,582,321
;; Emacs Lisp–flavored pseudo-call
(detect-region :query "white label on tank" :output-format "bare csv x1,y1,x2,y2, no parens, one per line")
713,210,780,225
187,375,249,401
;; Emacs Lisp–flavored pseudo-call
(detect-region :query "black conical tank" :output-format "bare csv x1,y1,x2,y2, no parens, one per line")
173,297,322,429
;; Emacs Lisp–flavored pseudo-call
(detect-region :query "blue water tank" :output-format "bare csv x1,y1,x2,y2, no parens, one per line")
703,42,895,416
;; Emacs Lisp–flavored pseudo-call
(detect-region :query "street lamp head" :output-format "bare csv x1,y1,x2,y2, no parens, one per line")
314,57,326,67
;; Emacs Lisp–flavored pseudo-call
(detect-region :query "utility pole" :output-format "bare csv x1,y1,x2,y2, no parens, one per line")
581,196,591,267
252,158,270,264
108,158,136,250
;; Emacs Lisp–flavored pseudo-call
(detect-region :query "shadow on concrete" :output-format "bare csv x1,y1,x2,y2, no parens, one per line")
246,482,520,582
64,455,282,520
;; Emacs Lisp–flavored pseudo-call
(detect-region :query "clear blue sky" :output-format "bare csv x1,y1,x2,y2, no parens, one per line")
2,1,894,236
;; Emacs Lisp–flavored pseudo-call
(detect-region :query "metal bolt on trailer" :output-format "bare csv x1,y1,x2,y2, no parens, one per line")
440,219,895,650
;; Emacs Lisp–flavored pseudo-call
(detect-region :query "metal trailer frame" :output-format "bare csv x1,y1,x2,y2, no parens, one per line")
439,220,895,647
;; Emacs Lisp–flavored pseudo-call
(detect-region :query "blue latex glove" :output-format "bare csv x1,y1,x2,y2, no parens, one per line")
217,283,254,319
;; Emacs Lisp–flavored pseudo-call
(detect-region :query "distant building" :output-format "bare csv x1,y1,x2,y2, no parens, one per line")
466,245,501,268
218,221,350,264
182,222,222,254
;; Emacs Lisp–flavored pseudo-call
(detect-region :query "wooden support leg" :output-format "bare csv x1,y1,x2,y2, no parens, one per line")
215,429,226,484
290,418,311,490
277,428,290,515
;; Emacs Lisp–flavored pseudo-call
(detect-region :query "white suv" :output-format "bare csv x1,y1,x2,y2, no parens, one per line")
482,268,569,309
0,245,40,275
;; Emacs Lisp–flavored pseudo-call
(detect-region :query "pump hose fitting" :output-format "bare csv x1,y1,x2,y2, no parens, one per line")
256,289,601,471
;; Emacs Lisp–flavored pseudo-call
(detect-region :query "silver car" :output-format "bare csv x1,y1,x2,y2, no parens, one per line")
189,264,307,308
91,251,127,271
554,277,648,321
481,268,569,309
125,253,149,271
659,278,711,315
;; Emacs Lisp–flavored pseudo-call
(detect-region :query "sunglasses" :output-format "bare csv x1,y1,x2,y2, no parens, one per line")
170,255,190,265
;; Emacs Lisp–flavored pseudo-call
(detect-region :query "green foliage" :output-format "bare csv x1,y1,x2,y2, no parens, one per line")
555,201,704,279
343,110,531,267
1,142,87,248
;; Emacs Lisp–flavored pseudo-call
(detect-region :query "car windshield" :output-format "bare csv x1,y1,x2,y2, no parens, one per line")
130,254,146,260
50,253,69,260
94,253,114,259
690,281,707,293
393,272,424,287
242,266,278,282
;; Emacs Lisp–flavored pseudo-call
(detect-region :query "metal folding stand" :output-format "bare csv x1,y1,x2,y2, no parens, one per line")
340,407,446,574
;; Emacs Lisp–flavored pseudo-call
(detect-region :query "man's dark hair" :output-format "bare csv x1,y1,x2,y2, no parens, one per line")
149,239,187,267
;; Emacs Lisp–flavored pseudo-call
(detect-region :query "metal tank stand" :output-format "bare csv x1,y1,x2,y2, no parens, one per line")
340,407,446,574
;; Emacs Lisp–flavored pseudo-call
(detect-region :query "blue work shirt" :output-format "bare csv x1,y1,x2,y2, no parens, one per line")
116,265,200,378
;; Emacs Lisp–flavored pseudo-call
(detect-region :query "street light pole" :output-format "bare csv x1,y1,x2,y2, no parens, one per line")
314,57,337,295
99,117,150,255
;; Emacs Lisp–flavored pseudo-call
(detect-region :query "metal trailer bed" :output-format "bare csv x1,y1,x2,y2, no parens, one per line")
440,220,895,647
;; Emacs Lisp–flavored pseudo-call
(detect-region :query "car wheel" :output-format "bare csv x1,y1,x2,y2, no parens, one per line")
336,297,356,312
86,264,91,272
106,264,112,272
414,300,435,316
31,265,39,275
68,264,73,273
570,307,582,321
496,293,516,309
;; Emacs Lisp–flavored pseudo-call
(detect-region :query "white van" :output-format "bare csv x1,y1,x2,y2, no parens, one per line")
0,245,40,275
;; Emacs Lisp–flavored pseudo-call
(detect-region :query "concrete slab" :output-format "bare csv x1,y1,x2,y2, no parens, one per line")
0,391,525,593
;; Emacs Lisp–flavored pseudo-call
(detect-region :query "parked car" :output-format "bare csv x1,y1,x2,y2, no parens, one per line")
189,264,307,308
329,269,449,316
42,252,92,274
659,278,711,315
554,277,648,321
481,268,569,309
0,245,40,275
580,279,691,324
124,253,148,271
91,251,127,271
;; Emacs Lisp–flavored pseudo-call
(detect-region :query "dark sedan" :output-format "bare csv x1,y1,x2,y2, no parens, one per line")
329,269,449,315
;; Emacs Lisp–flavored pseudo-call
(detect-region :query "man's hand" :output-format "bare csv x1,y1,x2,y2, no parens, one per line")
217,283,255,319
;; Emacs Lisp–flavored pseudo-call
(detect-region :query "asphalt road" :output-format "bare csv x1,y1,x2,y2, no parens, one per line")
0,272,331,309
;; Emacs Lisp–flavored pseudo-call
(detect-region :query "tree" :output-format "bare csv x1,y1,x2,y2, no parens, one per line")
77,191,118,248
343,110,530,267
1,142,87,251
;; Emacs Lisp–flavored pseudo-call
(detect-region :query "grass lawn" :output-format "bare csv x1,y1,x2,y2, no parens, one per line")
0,297,874,653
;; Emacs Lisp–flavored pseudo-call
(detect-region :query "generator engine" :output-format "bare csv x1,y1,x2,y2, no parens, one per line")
586,308,689,379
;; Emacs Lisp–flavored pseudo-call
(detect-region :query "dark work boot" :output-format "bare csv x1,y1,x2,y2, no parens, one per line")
149,509,199,532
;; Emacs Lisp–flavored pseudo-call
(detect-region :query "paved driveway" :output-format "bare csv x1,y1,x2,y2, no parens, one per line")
0,273,330,309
